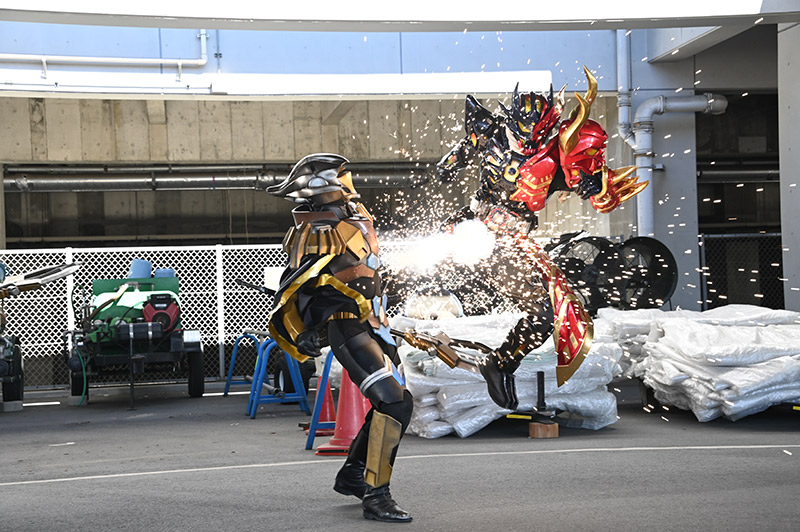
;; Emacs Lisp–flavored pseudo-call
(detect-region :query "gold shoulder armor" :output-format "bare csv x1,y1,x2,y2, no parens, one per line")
336,221,371,260
284,220,370,268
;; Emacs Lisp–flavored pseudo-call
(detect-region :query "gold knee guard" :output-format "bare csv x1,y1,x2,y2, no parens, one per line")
364,411,403,488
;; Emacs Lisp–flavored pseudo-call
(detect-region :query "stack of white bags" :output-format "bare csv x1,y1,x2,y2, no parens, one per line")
599,304,800,422
389,304,800,438
392,313,624,438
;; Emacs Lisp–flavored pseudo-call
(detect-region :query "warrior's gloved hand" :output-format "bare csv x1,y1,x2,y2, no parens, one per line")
575,170,603,199
479,353,520,410
296,329,322,358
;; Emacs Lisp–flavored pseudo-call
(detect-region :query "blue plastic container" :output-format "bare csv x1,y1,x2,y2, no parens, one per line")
154,267,176,278
128,259,152,279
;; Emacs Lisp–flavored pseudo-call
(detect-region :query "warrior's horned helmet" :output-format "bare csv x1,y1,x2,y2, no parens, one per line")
267,153,358,206
500,83,565,149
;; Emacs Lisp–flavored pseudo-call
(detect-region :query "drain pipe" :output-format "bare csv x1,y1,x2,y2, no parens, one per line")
616,30,728,237
632,93,727,237
0,30,208,81
616,30,636,151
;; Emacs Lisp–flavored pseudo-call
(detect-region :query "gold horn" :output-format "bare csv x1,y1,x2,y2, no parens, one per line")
559,66,599,155
582,65,598,105
556,83,568,113
611,165,637,184
618,180,649,203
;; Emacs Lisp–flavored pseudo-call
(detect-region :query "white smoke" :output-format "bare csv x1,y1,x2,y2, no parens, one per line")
390,220,496,273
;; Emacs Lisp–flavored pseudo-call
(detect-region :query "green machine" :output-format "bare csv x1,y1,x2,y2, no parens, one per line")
65,277,204,407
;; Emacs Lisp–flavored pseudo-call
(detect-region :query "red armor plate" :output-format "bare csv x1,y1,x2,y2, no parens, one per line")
515,235,593,386
559,119,608,188
510,138,559,212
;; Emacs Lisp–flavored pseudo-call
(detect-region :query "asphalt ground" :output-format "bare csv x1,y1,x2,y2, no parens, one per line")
1,380,798,532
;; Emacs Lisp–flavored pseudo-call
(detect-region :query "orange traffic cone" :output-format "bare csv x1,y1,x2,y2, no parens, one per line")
316,368,371,455
306,376,336,436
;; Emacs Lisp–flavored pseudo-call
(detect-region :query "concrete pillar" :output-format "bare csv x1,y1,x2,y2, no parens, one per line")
0,164,5,249
778,23,800,310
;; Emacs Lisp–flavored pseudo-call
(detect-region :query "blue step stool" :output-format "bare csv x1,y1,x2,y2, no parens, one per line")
223,332,262,396
305,350,336,450
246,339,311,418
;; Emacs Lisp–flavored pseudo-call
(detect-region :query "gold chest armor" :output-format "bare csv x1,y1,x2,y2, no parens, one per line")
283,203,378,271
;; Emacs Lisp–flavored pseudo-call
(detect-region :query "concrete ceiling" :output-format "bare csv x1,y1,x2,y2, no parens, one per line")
2,1,800,31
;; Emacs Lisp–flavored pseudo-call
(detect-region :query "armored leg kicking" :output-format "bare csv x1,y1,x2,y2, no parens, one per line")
479,288,555,410
328,319,413,523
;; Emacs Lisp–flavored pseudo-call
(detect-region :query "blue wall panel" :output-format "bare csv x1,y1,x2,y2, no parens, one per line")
399,30,616,90
0,22,618,88
215,30,402,74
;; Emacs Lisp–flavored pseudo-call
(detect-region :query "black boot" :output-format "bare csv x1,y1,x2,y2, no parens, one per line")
333,420,370,499
362,485,412,523
333,459,367,499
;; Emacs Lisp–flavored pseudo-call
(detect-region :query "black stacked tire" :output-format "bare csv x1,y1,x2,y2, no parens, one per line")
1,339,23,403
187,351,204,398
273,355,315,394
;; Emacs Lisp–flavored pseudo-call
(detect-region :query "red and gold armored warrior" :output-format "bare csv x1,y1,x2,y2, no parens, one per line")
436,67,647,410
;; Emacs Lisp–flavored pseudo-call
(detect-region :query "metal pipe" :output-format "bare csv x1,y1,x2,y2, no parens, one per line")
3,169,430,193
0,30,208,80
4,161,430,175
700,232,781,240
697,168,780,180
632,93,727,237
4,164,284,174
615,30,729,237
616,30,636,150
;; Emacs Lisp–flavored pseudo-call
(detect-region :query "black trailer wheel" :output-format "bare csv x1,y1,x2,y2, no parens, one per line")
187,351,204,398
273,355,315,394
1,342,23,403
70,370,88,401
618,237,678,309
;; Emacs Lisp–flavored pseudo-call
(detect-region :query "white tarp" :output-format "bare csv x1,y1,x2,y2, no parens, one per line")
598,304,800,422
392,313,622,438
322,304,798,438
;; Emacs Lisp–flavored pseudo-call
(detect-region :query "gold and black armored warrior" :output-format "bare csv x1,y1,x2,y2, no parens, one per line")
267,153,413,523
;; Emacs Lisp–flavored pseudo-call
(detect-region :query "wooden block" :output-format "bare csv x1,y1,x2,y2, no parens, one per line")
529,421,559,439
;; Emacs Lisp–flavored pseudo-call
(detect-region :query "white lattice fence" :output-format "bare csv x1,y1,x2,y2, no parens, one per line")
220,245,286,381
2,242,414,390
0,249,70,387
